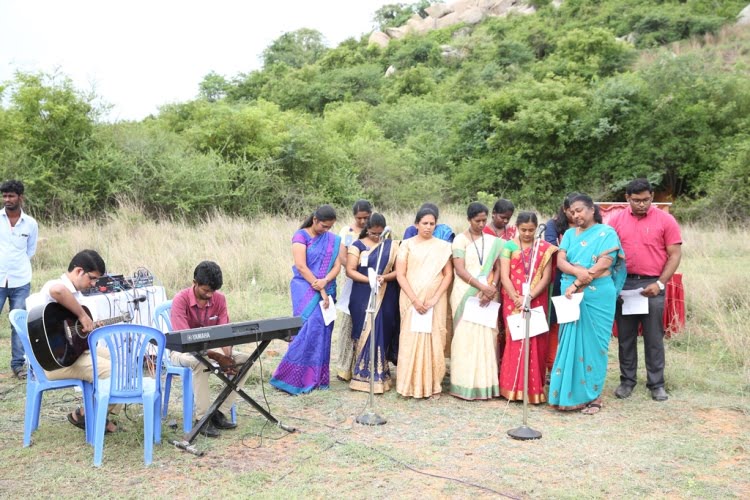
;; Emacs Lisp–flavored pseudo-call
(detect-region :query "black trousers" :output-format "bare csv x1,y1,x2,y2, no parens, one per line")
615,277,666,390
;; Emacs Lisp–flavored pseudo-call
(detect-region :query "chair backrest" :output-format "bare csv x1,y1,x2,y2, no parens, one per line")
88,324,165,398
9,309,48,383
153,300,173,333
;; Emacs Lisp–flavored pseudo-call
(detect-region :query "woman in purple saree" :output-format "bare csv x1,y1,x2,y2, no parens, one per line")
271,205,343,395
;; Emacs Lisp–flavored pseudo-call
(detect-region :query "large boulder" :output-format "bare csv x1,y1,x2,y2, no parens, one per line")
368,31,390,48
454,0,483,14
386,26,408,39
436,10,461,29
486,0,517,16
425,2,454,18
738,4,750,26
406,14,437,34
460,6,485,24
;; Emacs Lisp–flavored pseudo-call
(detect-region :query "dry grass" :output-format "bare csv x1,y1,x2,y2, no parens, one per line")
637,24,750,73
0,206,748,498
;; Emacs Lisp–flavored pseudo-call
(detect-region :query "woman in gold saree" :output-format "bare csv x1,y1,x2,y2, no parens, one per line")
396,207,453,399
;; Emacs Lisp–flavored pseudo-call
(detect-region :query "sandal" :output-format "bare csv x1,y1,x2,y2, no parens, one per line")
581,401,602,415
105,419,117,434
67,408,86,430
68,408,118,433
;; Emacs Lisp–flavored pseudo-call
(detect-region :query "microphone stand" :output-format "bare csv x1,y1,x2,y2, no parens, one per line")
508,228,544,441
356,232,388,426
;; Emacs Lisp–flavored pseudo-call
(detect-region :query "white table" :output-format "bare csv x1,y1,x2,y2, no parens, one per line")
79,286,167,328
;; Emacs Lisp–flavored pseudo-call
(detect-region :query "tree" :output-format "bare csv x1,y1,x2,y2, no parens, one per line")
198,71,230,102
262,28,328,69
374,1,434,31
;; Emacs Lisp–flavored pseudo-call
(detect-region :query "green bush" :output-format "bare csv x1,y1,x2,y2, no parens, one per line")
701,139,750,222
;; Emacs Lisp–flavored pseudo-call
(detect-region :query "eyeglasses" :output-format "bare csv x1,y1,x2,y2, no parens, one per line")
86,272,100,281
368,231,383,238
629,198,652,206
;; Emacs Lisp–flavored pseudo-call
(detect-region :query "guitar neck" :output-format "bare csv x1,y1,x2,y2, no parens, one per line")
74,314,129,336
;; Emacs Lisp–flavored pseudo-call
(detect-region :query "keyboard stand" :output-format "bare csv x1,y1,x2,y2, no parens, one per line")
170,339,296,455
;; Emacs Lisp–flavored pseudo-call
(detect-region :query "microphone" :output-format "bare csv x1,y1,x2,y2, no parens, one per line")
129,296,147,304
381,226,392,240
536,223,547,239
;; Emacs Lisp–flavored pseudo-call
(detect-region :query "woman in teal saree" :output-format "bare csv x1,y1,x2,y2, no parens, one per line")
549,195,626,414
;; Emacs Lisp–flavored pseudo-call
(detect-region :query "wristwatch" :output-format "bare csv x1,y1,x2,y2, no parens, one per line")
656,280,665,291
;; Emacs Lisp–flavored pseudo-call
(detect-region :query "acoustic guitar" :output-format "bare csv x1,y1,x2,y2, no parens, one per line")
27,302,132,371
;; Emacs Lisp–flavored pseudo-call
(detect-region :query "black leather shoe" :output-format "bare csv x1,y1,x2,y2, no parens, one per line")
195,419,220,438
651,387,668,402
211,411,237,430
614,384,633,399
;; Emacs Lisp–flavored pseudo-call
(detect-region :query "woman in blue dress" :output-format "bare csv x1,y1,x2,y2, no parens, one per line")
548,195,626,414
346,213,400,393
271,205,343,395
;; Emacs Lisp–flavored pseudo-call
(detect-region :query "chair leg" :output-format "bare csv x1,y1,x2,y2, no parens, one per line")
162,373,173,420
143,396,154,466
24,386,41,447
181,372,194,433
154,396,162,444
93,395,110,467
30,389,43,432
82,382,94,445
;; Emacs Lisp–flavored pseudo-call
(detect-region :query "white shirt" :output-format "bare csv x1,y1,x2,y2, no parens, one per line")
25,274,80,311
0,208,38,287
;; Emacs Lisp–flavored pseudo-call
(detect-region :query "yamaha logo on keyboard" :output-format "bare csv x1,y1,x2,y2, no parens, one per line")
186,331,211,342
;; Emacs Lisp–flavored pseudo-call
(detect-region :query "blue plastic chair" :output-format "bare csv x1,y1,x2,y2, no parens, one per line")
9,309,95,447
88,324,164,467
153,300,235,429
153,300,193,433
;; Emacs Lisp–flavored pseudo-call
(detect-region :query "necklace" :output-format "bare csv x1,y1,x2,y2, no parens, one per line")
518,240,532,279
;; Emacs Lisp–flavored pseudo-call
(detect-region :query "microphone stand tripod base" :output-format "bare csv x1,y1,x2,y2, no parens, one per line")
356,411,387,426
507,425,542,441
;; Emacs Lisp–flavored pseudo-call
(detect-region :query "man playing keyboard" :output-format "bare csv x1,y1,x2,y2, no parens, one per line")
169,261,251,438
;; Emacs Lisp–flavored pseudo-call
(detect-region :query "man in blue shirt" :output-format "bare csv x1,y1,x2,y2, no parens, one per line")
1,180,38,379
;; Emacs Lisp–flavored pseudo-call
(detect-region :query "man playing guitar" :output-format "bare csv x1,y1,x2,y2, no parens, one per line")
25,249,120,433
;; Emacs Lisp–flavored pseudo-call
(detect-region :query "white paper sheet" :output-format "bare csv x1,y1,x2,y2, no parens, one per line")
463,297,501,329
507,306,550,341
551,293,584,324
320,298,337,326
620,288,649,315
410,306,433,333
368,268,377,289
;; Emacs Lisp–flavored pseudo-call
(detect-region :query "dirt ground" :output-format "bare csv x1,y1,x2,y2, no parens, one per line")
1,336,748,498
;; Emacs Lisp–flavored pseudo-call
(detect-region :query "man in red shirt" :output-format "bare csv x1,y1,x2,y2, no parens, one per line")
169,261,250,437
609,179,682,402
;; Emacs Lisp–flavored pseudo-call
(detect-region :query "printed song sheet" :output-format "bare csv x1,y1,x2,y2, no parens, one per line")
620,288,649,315
411,307,433,333
320,298,337,326
551,293,584,324
463,297,501,329
507,306,549,341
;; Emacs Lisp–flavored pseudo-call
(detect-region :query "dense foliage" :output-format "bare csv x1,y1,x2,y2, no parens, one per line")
1,0,749,221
